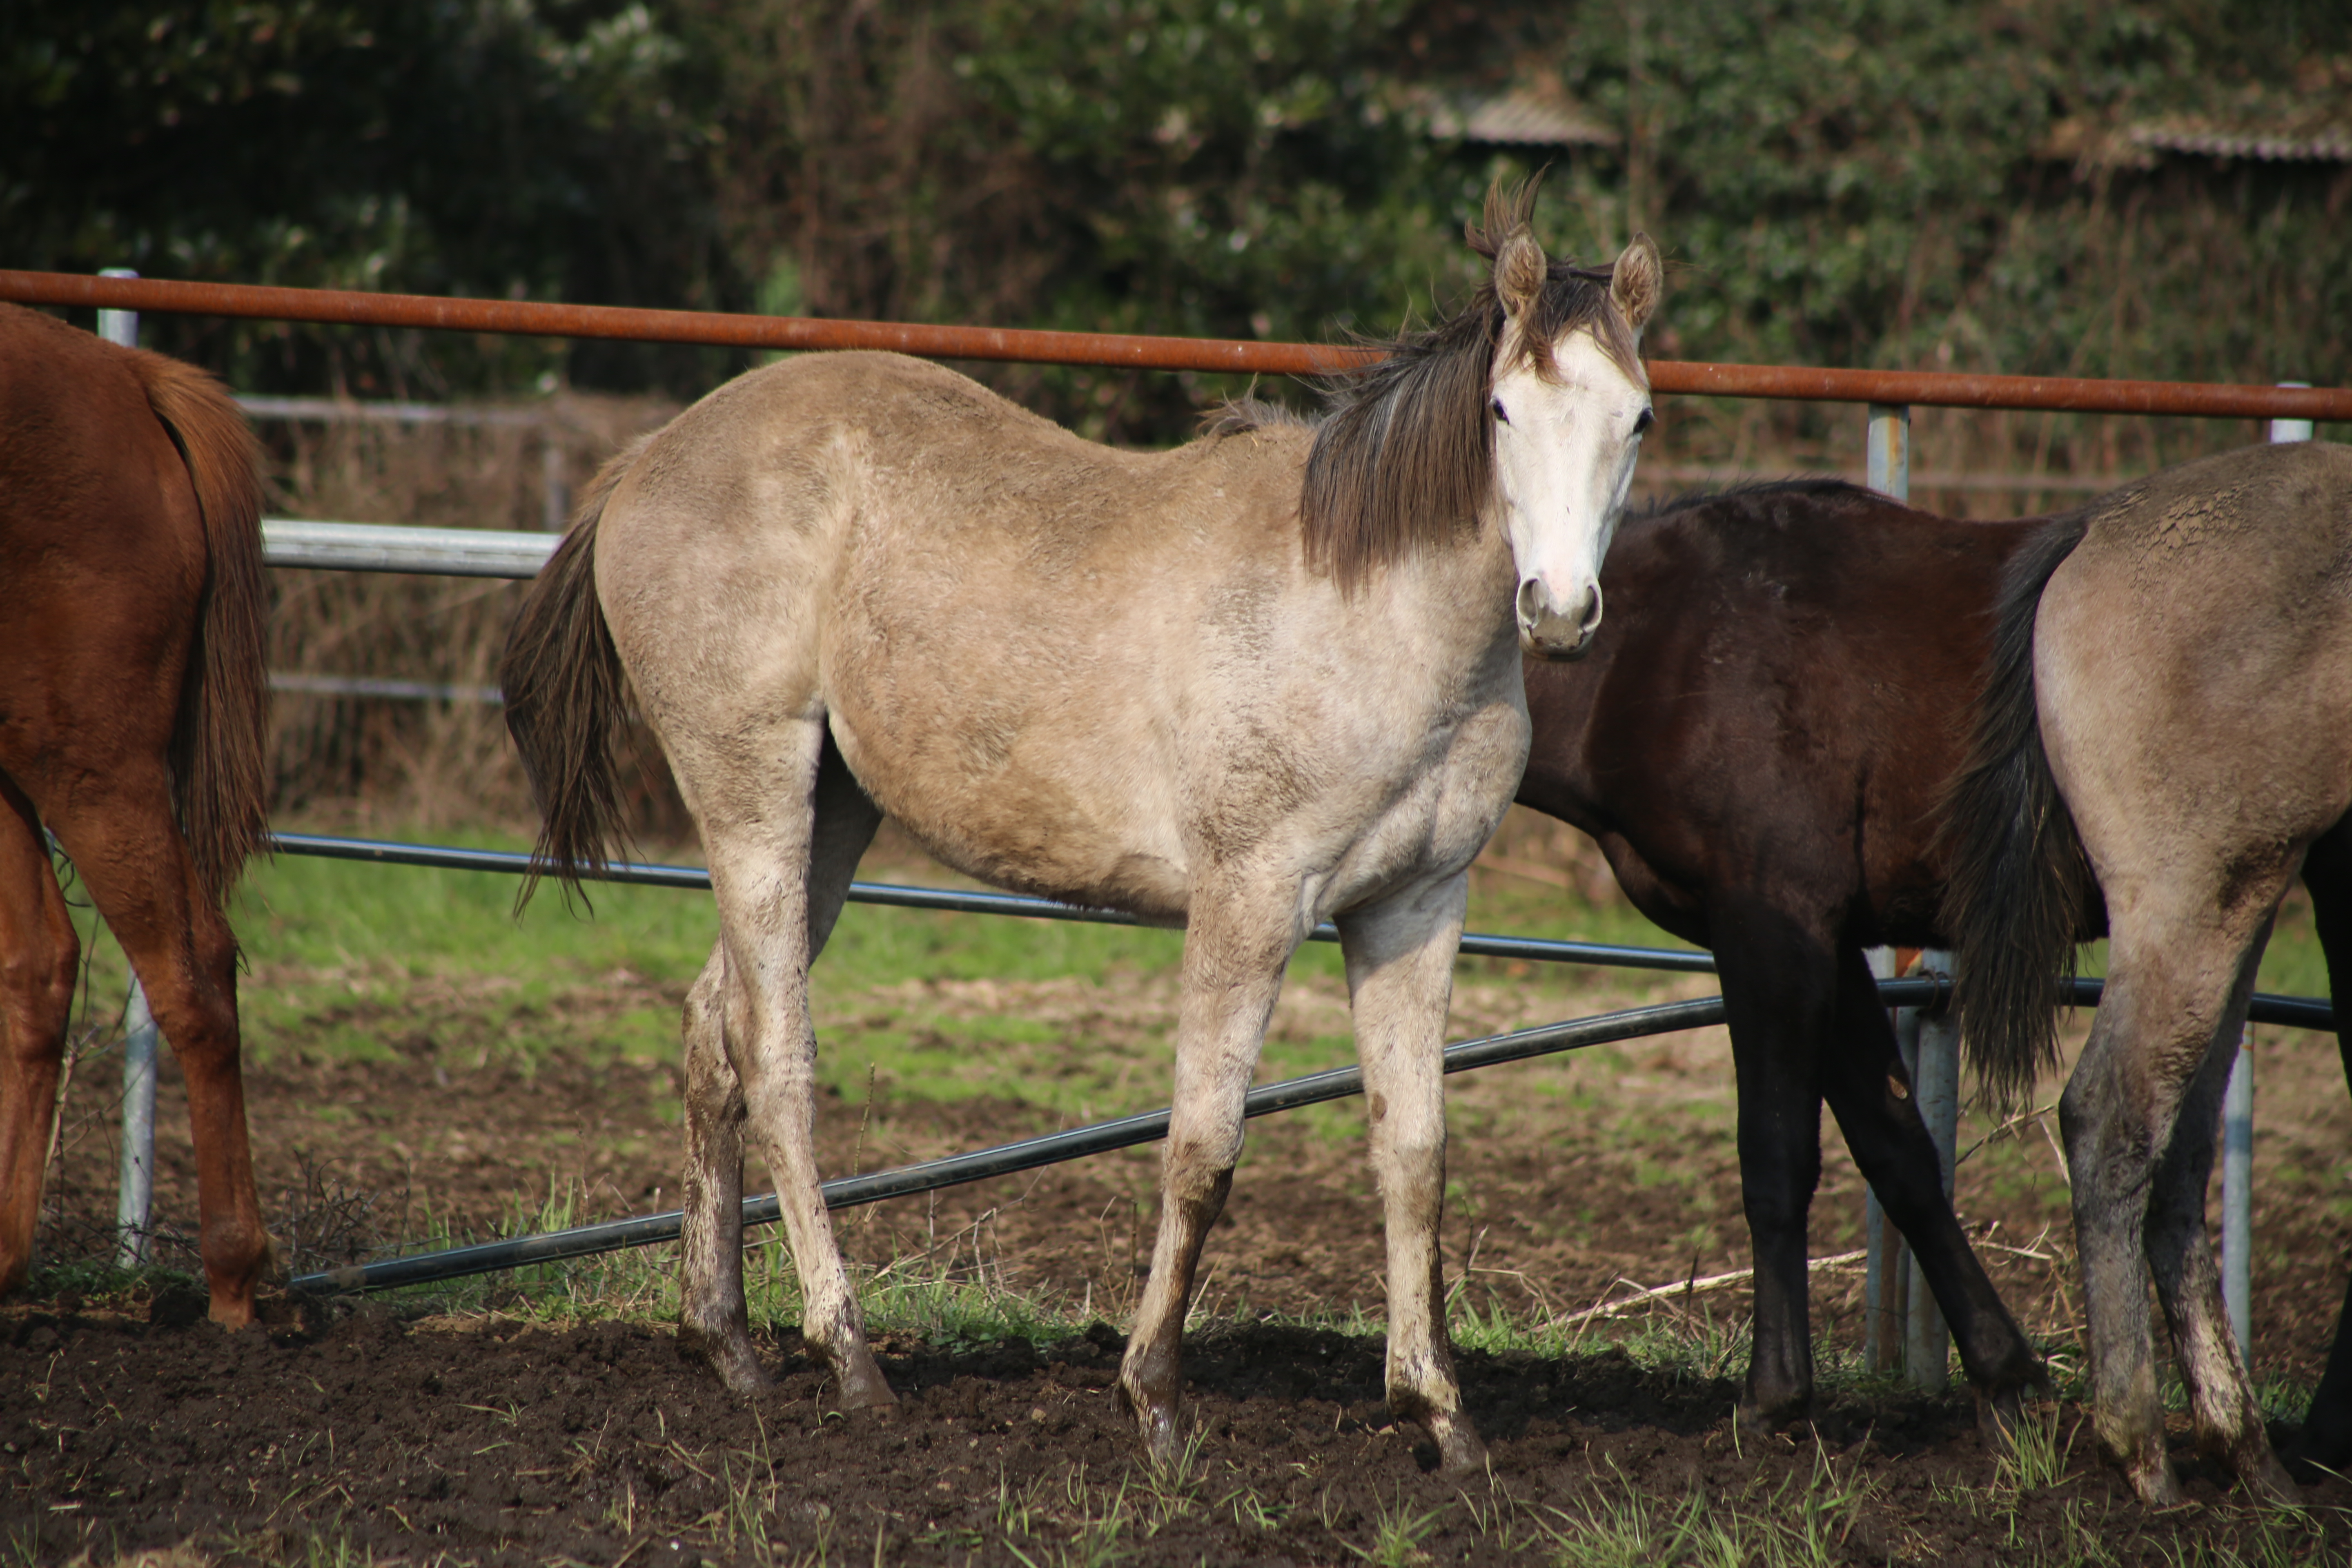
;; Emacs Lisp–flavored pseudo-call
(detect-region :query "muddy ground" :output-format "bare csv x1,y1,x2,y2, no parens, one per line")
11,906,2352,1562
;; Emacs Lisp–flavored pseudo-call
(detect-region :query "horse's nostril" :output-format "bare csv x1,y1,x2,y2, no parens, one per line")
1579,584,1606,636
1516,577,1544,625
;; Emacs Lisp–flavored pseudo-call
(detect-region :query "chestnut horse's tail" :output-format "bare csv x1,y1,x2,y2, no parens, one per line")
500,442,646,910
1938,512,2096,1112
127,350,270,910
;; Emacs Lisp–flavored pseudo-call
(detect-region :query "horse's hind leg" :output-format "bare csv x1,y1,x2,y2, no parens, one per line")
1338,874,1484,1475
1118,875,1297,1462
695,717,892,1410
679,736,884,1397
0,780,79,1296
2285,821,2352,1479
679,944,763,1394
1818,944,2043,1437
2141,917,2297,1501
41,769,267,1325
2062,889,2289,1505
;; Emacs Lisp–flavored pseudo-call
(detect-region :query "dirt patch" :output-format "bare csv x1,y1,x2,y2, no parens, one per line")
19,948,2352,1561
7,1305,2348,1565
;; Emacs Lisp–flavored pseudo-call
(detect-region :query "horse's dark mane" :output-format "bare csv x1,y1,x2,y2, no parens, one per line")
1296,180,1646,590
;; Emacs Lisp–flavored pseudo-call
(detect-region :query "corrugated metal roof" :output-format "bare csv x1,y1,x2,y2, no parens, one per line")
2128,117,2352,163
1424,89,1615,149
2041,110,2352,167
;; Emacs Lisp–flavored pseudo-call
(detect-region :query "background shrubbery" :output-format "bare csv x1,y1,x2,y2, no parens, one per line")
8,0,2348,821
9,0,2347,429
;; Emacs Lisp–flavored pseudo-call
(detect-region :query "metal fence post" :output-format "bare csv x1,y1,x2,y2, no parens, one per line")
115,984,161,1267
2219,384,2310,1356
97,266,138,355
2222,1026,2253,1365
1862,407,1957,1386
1866,402,1910,503
98,269,161,1269
1864,947,1906,1371
1906,950,1959,1392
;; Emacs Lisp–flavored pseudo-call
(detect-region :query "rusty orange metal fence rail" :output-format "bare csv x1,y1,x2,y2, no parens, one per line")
5,268,2348,421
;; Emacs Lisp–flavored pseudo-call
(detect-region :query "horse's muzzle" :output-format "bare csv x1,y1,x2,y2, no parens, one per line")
1518,578,1602,662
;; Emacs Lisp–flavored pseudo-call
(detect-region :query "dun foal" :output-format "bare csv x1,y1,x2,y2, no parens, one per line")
504,187,1662,1467
1946,441,2352,1503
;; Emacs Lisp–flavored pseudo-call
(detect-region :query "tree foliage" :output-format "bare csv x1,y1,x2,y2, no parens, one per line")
5,0,2346,420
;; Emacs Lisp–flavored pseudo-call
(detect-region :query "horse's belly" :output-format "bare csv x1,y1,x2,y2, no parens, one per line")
828,702,1192,922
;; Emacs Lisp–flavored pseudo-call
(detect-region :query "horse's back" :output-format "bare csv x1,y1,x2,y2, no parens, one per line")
0,305,210,590
610,351,1291,543
2038,441,2352,858
0,307,210,725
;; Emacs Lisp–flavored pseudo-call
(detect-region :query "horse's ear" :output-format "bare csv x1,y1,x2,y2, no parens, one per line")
1610,232,1663,333
1494,228,1548,322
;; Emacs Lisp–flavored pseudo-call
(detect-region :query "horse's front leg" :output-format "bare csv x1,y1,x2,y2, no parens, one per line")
1118,880,1297,1462
1337,873,1486,1475
1706,904,1841,1427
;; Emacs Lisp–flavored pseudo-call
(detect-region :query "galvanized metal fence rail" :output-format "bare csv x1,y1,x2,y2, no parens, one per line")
48,272,2341,1370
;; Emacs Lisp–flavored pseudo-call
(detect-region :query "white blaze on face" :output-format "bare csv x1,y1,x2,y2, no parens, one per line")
1481,223,1662,662
1491,329,1652,661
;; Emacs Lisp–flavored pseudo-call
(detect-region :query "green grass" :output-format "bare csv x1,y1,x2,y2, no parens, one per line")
58,824,1707,1103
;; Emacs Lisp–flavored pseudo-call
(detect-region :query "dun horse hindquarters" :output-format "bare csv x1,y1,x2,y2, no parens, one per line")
1945,441,2352,1504
0,304,270,1325
502,185,1662,1468
1515,483,2048,1442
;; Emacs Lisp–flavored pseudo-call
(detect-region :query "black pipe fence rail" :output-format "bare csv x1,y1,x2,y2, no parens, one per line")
270,832,1721,976
274,830,2333,1296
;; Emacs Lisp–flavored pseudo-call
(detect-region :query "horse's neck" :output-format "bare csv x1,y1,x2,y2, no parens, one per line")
1381,520,1520,651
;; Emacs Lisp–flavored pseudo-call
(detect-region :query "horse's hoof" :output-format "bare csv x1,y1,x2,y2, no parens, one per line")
207,1295,260,1332
834,1346,898,1411
1426,1413,1488,1478
1123,1388,1178,1466
1734,1394,1809,1440
2281,1429,2352,1487
2237,1446,2302,1507
2126,1456,2185,1509
1974,1387,2028,1457
678,1324,771,1397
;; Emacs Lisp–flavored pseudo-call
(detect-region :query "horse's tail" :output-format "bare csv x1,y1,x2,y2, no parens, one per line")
500,442,646,910
127,349,270,909
1938,512,2096,1112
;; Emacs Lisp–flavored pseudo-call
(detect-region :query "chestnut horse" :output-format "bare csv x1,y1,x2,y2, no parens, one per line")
1945,441,2352,1504
0,303,271,1325
503,184,1661,1469
1515,480,2048,1439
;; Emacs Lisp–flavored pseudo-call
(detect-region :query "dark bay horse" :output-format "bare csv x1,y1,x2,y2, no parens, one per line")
1515,479,2048,1435
503,184,1662,1470
0,303,272,1325
1945,441,2352,1504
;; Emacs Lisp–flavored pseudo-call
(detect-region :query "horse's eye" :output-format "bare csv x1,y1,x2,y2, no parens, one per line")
1633,407,1655,437
1492,399,1509,424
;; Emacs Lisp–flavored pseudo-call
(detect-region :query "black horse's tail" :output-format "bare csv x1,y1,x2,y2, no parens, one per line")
1938,513,2096,1113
